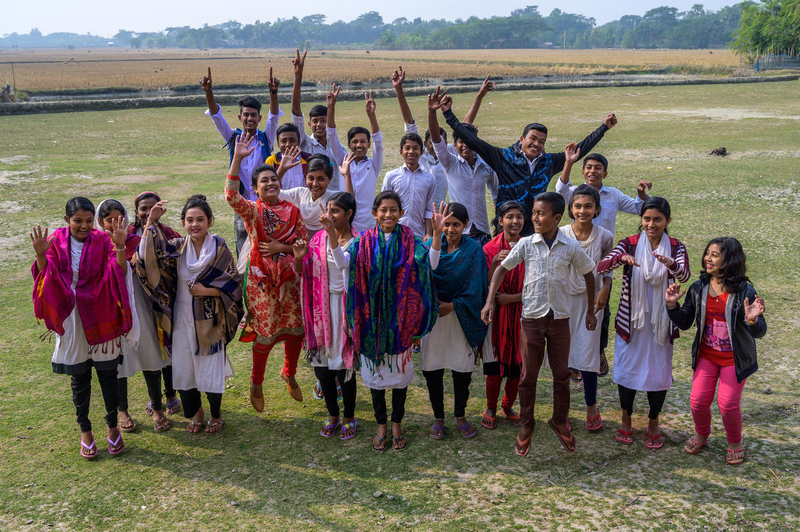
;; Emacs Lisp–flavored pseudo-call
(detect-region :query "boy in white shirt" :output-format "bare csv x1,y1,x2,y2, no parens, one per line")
381,133,436,240
326,86,383,233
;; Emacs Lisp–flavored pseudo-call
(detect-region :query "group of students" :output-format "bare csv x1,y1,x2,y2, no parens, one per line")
30,52,766,466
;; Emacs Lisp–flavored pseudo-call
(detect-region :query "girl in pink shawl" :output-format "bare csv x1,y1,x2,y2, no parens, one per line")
293,192,359,440
31,197,132,460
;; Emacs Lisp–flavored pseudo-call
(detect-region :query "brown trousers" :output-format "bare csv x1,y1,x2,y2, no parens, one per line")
518,316,572,430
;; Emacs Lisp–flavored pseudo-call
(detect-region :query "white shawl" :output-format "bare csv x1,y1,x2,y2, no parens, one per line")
631,231,672,345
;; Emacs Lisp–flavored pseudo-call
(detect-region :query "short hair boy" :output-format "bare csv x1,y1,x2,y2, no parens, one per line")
381,132,436,239
265,123,311,190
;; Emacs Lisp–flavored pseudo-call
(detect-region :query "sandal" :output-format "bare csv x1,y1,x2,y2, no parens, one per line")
250,381,265,413
118,413,137,433
392,434,408,452
456,418,477,438
165,397,181,415
312,381,324,400
429,419,445,440
154,416,171,433
481,411,497,430
515,431,532,456
205,419,223,434
187,419,205,434
281,370,303,402
501,406,521,426
340,419,357,441
598,351,609,377
726,447,744,465
548,419,577,453
372,432,387,452
107,432,125,456
320,418,341,438
144,401,154,417
336,385,343,402
615,428,633,445
684,436,707,455
570,369,582,383
645,431,664,450
80,432,97,460
585,410,603,432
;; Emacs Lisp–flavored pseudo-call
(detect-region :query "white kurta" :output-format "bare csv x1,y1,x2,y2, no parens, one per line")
118,276,170,378
420,312,475,373
170,236,234,394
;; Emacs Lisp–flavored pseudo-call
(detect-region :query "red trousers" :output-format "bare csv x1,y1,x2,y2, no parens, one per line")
485,375,520,412
251,338,302,385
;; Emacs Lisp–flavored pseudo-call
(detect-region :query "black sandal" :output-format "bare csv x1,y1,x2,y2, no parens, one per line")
372,433,387,452
392,434,408,451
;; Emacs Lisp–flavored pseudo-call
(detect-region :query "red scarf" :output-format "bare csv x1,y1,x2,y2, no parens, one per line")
483,233,524,370
248,198,303,290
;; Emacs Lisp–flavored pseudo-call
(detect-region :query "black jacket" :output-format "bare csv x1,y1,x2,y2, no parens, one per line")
667,278,767,382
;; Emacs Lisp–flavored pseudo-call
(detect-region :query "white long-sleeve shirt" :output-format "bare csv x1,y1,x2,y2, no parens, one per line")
291,112,348,192
381,164,436,238
555,179,645,237
404,121,448,205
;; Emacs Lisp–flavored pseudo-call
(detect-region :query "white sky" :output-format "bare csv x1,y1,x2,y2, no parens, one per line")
3,0,736,38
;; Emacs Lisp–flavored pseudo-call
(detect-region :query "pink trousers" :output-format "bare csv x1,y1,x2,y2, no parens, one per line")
690,356,746,444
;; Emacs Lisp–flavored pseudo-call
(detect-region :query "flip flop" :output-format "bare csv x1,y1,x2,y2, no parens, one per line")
514,431,532,456
481,411,497,430
153,416,171,433
585,411,603,432
340,419,357,441
107,432,125,456
615,428,633,445
570,369,582,383
392,434,408,452
684,436,707,455
456,419,477,438
598,351,609,377
372,432,387,452
144,401,154,417
205,419,223,434
726,447,744,465
320,419,341,438
187,420,205,434
166,397,181,415
501,407,521,426
645,431,664,450
312,381,324,400
80,432,97,460
548,419,577,453
429,420,445,440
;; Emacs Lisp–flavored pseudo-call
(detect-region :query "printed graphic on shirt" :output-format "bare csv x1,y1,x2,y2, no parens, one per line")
702,308,732,352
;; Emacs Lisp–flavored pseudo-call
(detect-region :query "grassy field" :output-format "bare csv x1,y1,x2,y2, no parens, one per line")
0,48,744,92
1,79,799,530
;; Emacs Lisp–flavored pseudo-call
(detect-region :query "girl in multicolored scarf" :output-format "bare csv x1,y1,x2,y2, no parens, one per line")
421,202,488,440
137,195,243,434
96,199,172,434
344,190,440,452
225,132,308,412
293,192,359,440
31,197,133,459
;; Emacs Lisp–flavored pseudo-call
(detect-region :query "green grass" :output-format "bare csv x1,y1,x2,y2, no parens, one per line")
1,80,799,531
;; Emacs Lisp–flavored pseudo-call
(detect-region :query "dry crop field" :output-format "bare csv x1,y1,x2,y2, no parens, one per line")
0,47,741,92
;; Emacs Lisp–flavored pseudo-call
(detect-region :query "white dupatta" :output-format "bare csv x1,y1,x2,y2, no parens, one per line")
631,231,671,345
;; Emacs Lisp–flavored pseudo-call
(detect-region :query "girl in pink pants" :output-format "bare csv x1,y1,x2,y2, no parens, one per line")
665,237,766,465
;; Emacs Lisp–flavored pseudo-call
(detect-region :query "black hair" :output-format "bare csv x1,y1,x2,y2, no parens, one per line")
328,191,357,224
568,184,601,220
522,123,548,137
309,105,327,118
424,128,447,143
400,132,424,151
452,123,477,144
133,192,160,226
251,163,278,189
238,96,262,113
66,196,95,218
638,196,671,234
181,194,213,224
445,202,469,225
347,126,371,145
533,191,565,218
700,237,751,293
583,153,608,172
372,190,402,211
276,123,300,141
98,199,126,222
491,200,524,236
306,154,334,179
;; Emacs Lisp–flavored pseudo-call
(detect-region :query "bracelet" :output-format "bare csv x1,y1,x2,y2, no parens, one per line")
114,246,126,252
270,90,278,95
745,317,758,325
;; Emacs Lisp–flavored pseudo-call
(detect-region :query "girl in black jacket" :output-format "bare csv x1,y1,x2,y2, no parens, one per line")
665,237,765,465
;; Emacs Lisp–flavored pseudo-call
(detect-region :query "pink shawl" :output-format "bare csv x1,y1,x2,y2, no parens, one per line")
32,227,132,344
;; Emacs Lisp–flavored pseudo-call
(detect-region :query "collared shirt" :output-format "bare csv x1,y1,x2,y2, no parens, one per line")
432,137,498,236
381,164,436,238
326,126,384,233
206,105,283,202
266,152,306,190
526,154,542,173
404,121,448,205
291,112,347,192
555,180,645,236
501,231,595,319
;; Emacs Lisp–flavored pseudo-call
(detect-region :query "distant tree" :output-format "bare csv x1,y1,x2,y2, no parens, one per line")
732,0,800,56
129,37,142,48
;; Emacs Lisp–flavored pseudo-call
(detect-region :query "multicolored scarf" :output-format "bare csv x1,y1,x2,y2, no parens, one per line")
301,229,358,369
346,225,437,371
31,227,132,344
128,222,181,240
426,235,489,353
248,199,304,293
484,233,524,371
135,226,244,356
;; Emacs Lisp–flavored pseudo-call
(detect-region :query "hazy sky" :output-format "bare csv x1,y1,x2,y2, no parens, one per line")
4,0,736,37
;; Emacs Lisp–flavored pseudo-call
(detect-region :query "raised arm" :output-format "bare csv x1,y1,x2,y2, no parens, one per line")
463,75,495,125
325,85,346,165
560,142,580,186
442,100,505,171
365,91,379,135
201,67,218,116
339,152,357,197
267,67,280,117
225,132,260,222
291,48,307,118
391,65,415,126
30,226,50,272
427,87,446,144
551,113,616,175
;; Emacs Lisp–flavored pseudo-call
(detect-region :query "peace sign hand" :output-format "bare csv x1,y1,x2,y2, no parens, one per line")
30,225,50,257
292,48,307,76
365,91,376,115
318,203,336,235
427,86,448,111
326,84,341,106
744,296,765,322
391,65,406,89
200,67,212,93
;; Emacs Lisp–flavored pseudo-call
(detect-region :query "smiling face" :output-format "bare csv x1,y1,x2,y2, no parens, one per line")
703,243,723,277
443,216,466,246
327,202,352,232
641,208,670,242
305,169,331,200
372,198,404,233
570,194,600,225
309,115,327,141
583,159,607,189
65,209,94,242
400,140,422,169
238,107,262,135
519,129,547,160
277,131,300,154
348,133,371,161
136,197,157,226
255,169,281,203
183,207,210,241
454,139,475,162
101,209,124,232
499,208,524,241
531,200,561,237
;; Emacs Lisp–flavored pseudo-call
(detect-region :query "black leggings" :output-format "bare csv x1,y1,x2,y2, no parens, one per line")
370,387,408,425
618,385,667,420
422,369,472,419
71,367,119,432
179,389,222,419
314,367,357,419
117,370,168,412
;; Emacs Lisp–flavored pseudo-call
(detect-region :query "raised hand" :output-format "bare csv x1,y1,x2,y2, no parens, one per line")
147,200,168,227
108,215,129,249
391,65,405,88
564,142,581,165
292,48,307,77
233,132,257,159
364,91,376,115
619,254,640,267
292,238,308,262
478,74,496,97
278,145,302,173
326,84,340,106
439,95,453,113
200,67,212,93
339,151,356,177
665,283,687,307
430,201,454,235
637,180,653,194
318,203,336,235
268,66,280,93
604,112,618,129
743,296,765,322
427,86,448,112
30,225,50,256
653,252,675,267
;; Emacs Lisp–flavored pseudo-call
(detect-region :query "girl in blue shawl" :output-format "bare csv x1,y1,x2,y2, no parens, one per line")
421,203,489,440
